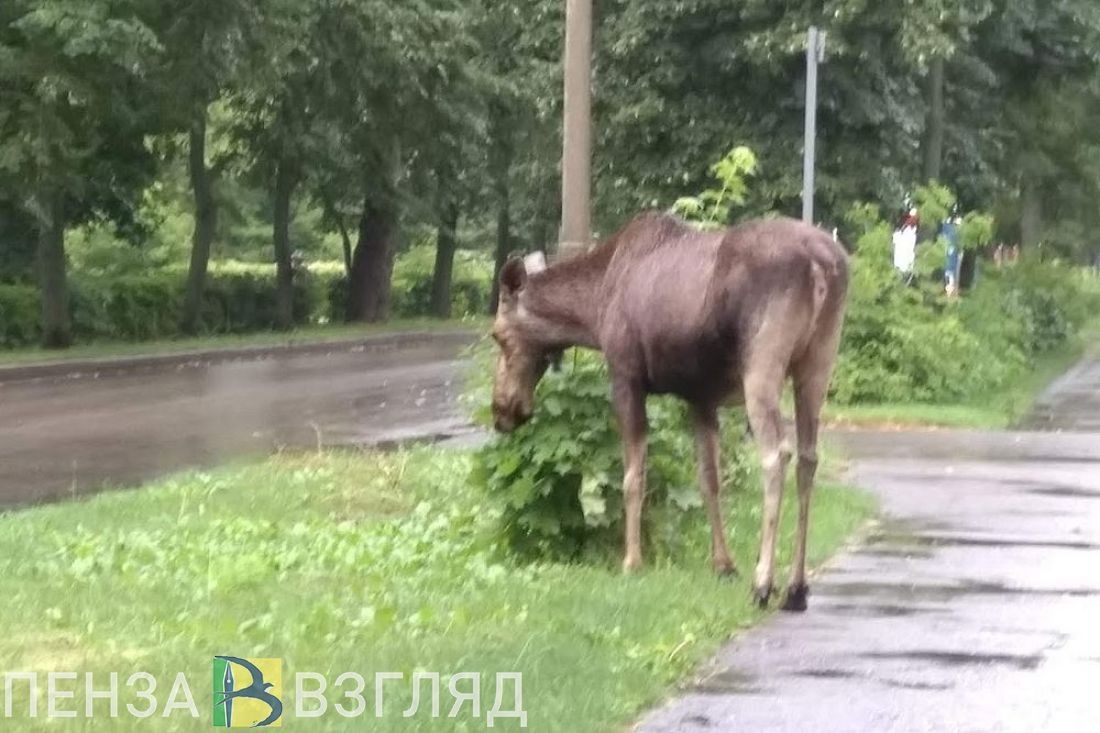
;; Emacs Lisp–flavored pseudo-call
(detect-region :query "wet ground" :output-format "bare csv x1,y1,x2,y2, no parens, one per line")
638,362,1100,732
1021,352,1100,431
0,333,476,507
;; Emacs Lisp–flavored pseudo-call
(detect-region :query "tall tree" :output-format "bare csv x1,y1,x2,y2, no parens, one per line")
227,0,318,330
156,0,259,333
0,0,159,347
478,0,561,311
307,0,481,323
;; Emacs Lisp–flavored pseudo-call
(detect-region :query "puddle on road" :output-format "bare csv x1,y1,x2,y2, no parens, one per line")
879,678,955,691
818,580,1100,602
870,532,1100,551
1028,486,1100,499
862,650,1043,671
795,668,859,680
856,545,935,559
821,602,940,618
690,668,765,696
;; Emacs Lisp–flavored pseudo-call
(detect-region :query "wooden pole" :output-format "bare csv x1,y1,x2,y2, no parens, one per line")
559,0,593,257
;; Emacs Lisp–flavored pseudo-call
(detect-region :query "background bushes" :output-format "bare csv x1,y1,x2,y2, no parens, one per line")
831,207,1100,405
0,248,493,347
390,245,494,318
0,285,39,347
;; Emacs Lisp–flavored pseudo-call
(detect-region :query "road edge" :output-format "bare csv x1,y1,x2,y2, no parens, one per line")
0,329,480,384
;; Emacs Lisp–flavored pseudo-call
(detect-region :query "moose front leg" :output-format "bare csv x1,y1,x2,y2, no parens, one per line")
613,378,647,573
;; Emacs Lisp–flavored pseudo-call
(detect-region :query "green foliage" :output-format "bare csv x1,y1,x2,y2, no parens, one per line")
671,146,759,229
914,182,957,229
390,244,494,318
0,447,872,731
469,347,753,561
0,264,340,346
832,201,1096,405
4,0,1100,345
0,284,39,346
0,245,492,347
958,211,995,251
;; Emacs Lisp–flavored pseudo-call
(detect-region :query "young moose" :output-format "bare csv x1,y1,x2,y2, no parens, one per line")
490,212,848,611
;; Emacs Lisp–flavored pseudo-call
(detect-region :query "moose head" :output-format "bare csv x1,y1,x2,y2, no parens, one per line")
490,251,563,433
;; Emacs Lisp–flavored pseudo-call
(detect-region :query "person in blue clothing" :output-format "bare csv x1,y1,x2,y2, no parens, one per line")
941,213,961,295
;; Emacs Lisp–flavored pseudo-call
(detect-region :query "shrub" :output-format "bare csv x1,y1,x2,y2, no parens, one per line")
0,264,342,347
831,203,1094,405
0,284,40,347
468,346,753,562
0,248,494,348
391,245,493,318
323,246,493,321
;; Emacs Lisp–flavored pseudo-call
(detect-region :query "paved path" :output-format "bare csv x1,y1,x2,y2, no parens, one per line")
0,332,476,507
638,360,1100,731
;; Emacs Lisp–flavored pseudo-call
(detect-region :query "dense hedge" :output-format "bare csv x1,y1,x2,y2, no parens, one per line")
0,284,39,347
831,214,1100,405
325,245,494,323
0,248,493,348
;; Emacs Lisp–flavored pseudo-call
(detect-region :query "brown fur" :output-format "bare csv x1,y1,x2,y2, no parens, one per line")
492,212,848,610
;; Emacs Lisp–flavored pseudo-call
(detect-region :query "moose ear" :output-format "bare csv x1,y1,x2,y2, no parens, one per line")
499,257,528,298
523,251,548,275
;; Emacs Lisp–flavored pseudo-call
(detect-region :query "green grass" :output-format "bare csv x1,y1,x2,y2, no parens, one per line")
0,447,873,731
825,319,1100,430
0,318,484,367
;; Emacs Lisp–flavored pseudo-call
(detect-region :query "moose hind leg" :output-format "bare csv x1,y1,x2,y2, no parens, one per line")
692,406,736,577
782,366,830,612
745,375,791,607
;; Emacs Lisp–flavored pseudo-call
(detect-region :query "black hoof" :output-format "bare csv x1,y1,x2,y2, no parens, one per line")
781,584,809,612
716,565,739,581
752,584,773,608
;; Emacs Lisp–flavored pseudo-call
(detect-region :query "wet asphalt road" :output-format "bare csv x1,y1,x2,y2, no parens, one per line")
638,370,1100,731
0,333,476,507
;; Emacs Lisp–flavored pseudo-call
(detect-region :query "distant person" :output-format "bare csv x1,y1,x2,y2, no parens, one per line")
941,215,961,295
892,208,918,276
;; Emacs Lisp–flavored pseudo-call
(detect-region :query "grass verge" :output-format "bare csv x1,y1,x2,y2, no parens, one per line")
824,319,1100,430
0,447,872,731
0,318,484,367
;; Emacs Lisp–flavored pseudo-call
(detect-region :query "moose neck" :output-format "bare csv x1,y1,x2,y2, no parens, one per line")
522,246,611,351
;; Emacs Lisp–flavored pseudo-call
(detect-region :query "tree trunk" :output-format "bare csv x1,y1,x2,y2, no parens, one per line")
346,195,397,322
490,181,512,314
273,158,297,331
1020,179,1043,249
430,201,459,319
337,218,353,276
181,109,217,335
319,188,354,276
36,190,70,349
922,56,945,183
488,112,515,314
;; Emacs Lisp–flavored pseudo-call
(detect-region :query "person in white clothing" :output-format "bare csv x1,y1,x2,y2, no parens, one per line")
892,223,917,273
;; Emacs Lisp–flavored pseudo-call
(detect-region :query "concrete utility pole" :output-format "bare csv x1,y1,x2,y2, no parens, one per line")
802,26,826,224
559,0,593,258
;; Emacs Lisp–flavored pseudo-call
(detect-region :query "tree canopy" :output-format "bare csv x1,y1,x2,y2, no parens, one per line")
2,0,1099,346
